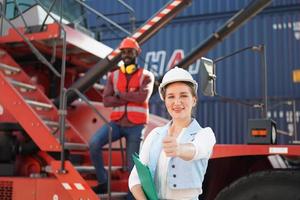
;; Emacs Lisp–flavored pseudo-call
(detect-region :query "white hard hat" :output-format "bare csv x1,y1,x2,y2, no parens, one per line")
158,67,198,100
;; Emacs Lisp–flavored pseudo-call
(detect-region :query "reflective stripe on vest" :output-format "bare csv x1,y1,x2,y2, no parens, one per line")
113,70,120,94
110,68,149,124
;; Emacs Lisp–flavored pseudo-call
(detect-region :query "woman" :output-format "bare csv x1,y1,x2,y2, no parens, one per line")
129,67,216,200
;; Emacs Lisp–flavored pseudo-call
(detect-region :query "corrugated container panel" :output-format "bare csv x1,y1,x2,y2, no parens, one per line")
85,0,300,25
198,99,260,144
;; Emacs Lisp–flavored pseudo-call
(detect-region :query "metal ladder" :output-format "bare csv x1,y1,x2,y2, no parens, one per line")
0,50,87,152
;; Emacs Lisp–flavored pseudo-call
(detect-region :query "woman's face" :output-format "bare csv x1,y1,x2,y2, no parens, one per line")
164,82,196,121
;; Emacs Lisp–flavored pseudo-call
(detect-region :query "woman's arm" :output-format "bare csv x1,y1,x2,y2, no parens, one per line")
128,167,147,200
191,127,216,160
128,128,159,198
163,136,196,161
130,185,147,200
163,127,216,161
177,143,196,160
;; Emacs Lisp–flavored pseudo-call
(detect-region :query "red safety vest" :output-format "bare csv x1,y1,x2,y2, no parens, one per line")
110,68,149,124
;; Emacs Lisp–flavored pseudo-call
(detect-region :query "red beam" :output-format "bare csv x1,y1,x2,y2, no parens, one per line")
212,144,300,159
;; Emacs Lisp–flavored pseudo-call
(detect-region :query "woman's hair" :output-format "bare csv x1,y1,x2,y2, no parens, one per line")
161,81,197,100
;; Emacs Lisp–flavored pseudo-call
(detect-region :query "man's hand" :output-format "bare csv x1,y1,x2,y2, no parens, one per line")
162,135,179,157
114,91,120,99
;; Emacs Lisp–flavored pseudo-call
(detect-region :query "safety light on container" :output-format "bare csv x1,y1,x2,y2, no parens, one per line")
247,119,277,144
251,129,267,137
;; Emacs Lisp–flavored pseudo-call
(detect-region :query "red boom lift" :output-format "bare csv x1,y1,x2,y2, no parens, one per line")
0,0,299,200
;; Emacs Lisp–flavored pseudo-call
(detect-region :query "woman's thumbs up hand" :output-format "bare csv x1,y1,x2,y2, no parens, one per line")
162,133,179,157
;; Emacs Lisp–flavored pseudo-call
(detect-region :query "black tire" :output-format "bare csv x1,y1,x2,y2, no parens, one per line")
215,170,300,200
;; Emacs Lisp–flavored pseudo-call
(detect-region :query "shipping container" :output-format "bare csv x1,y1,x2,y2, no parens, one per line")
87,0,300,144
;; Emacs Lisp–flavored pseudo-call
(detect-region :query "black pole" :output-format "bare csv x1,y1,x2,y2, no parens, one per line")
39,0,57,32
212,45,268,111
260,45,268,118
0,0,6,36
13,0,29,30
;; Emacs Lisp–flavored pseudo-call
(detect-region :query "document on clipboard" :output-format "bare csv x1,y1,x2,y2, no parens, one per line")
132,153,159,200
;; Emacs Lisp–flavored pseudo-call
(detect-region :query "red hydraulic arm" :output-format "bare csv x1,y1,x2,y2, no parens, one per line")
212,144,300,159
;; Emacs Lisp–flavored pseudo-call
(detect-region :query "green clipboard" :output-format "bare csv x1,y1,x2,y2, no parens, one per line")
132,153,159,200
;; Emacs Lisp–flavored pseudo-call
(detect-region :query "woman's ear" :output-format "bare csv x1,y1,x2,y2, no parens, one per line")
192,97,197,107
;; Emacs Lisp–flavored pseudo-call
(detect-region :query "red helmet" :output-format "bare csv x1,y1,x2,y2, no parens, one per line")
119,37,141,54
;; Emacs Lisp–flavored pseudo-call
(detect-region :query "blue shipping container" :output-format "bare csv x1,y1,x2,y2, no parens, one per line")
86,0,300,27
